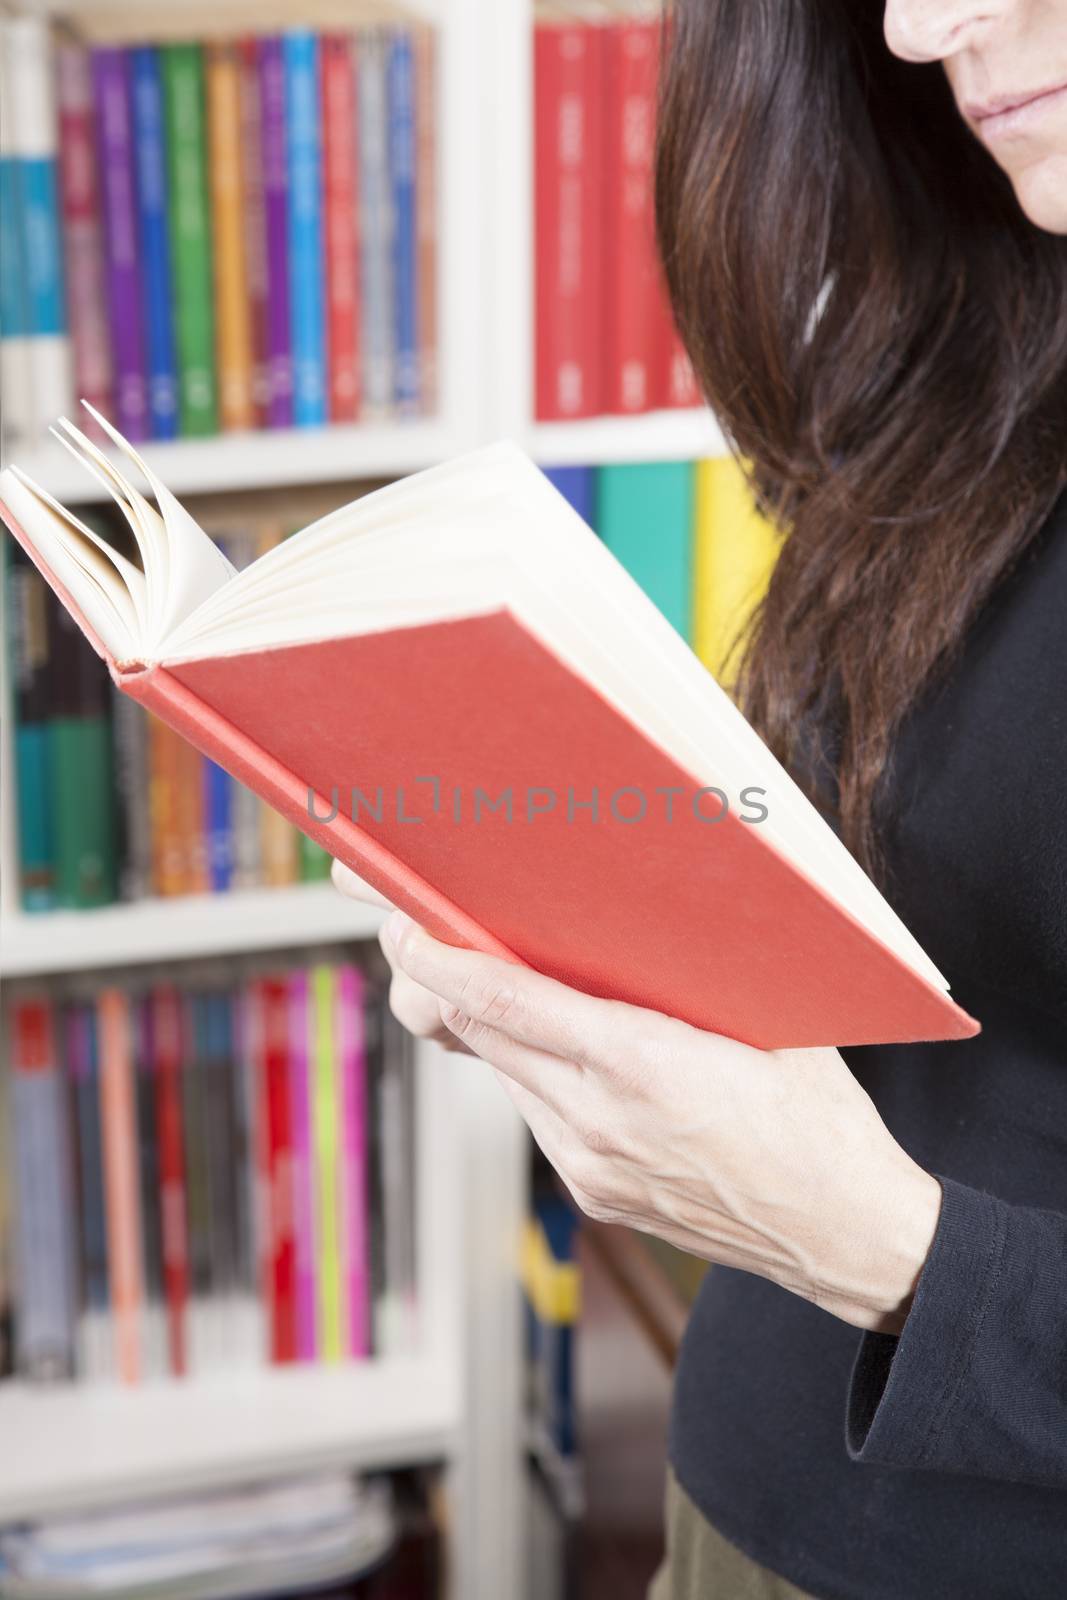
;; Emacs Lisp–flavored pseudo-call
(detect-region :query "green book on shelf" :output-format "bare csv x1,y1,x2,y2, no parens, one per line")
163,43,218,436
595,462,695,641
299,834,334,882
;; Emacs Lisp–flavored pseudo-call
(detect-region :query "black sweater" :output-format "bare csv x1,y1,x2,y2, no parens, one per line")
670,491,1067,1600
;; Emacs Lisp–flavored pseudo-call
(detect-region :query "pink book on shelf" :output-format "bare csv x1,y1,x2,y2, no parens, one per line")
336,964,370,1359
288,968,317,1361
97,987,144,1384
56,41,113,433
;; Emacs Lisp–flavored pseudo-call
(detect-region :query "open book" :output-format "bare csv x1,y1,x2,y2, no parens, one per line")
0,406,979,1048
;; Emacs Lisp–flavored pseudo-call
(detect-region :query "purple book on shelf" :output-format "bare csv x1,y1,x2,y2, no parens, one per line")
91,47,149,440
337,964,370,1359
258,36,293,428
288,968,316,1361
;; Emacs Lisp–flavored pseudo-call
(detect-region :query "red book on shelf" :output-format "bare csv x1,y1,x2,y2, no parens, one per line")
152,984,189,1378
0,420,981,1051
259,975,296,1363
602,17,661,415
533,18,608,421
322,34,361,423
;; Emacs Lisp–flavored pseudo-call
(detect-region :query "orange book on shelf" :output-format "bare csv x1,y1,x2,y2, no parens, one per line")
97,988,144,1385
206,41,255,430
0,414,980,1051
148,712,186,896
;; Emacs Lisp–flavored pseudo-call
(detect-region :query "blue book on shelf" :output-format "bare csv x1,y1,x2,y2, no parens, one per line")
130,46,178,439
203,757,233,892
20,159,66,343
542,466,596,530
284,31,326,427
387,29,419,412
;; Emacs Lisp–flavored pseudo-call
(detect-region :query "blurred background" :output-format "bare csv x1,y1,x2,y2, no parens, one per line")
0,1,778,1596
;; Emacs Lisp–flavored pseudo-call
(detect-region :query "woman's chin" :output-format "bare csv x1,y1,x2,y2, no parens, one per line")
1010,156,1067,234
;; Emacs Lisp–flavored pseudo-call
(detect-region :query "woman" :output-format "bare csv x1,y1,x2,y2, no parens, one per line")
336,1,1067,1595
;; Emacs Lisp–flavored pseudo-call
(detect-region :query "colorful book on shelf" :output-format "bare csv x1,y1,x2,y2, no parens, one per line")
602,12,660,415
322,33,361,424
693,456,782,687
0,410,980,1050
162,43,217,436
0,18,33,452
93,47,150,441
388,28,419,415
358,28,395,417
258,35,294,429
56,41,113,434
131,45,180,440
284,31,327,428
97,986,145,1384
5,543,57,909
596,461,694,641
206,41,256,432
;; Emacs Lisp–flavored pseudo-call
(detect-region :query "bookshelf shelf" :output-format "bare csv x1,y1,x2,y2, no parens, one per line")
529,407,728,468
0,885,386,978
0,1356,461,1521
10,420,471,506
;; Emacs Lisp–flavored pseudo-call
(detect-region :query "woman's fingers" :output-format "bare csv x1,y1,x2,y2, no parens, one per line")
386,911,630,1071
439,1005,579,1119
330,859,394,910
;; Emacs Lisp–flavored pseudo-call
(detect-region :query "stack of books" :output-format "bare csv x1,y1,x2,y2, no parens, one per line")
534,1,698,420
0,11,437,452
2,949,417,1386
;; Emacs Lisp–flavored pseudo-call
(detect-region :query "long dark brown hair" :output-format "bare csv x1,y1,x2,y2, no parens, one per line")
656,0,1067,876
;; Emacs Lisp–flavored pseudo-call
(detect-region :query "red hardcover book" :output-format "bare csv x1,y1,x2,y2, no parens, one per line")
152,984,188,1377
238,37,271,428
260,975,296,1363
533,19,608,421
0,422,981,1052
603,18,660,415
322,34,361,423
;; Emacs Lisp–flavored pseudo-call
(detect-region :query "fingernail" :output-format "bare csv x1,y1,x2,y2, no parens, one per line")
386,908,410,948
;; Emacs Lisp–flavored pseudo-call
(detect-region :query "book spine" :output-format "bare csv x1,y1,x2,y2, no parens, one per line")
206,42,256,431
542,465,596,529
238,38,271,427
262,977,296,1363
176,736,208,893
152,984,188,1377
162,43,217,435
11,998,77,1380
533,22,607,420
311,964,342,1361
130,47,179,440
92,48,149,440
7,17,71,436
387,29,419,415
288,969,317,1360
0,18,33,452
258,37,293,428
322,34,360,423
182,991,215,1371
204,992,239,1365
229,987,263,1364
97,987,144,1384
298,833,333,882
604,20,659,415
242,982,275,1358
358,29,394,417
55,41,113,429
284,31,326,427
48,591,117,909
596,462,694,640
413,25,437,415
5,544,56,910
693,456,781,685
204,757,234,892
111,686,151,901
379,1000,418,1355
337,964,369,1358
133,994,167,1378
68,1004,112,1381
148,712,184,895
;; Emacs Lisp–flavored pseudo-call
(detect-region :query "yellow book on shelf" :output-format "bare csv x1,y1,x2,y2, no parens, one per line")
692,457,782,689
312,964,344,1363
206,42,255,431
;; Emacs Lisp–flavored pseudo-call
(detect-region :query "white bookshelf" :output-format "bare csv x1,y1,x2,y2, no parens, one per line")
0,1,721,1595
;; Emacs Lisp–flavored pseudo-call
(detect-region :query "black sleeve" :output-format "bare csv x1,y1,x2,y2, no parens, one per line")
846,1176,1067,1487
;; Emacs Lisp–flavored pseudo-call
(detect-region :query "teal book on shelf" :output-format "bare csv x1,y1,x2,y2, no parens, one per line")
595,461,695,640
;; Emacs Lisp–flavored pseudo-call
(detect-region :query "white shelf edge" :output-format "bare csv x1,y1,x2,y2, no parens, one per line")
528,407,729,467
0,884,386,977
0,1357,460,1521
6,420,470,504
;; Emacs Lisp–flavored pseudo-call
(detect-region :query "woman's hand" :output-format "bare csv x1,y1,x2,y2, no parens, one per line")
331,861,474,1054
372,902,943,1335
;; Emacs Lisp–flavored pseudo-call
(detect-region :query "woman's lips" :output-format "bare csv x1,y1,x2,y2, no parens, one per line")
964,80,1067,143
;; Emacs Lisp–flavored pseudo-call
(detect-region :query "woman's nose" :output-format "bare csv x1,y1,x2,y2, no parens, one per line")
883,0,1005,62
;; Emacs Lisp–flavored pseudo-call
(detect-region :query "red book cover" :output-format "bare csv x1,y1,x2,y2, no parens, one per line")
238,37,271,428
152,985,188,1377
534,20,608,421
603,19,660,414
322,34,361,423
259,976,296,1363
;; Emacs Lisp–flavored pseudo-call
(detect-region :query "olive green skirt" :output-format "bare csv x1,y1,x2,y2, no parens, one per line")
649,1470,818,1600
